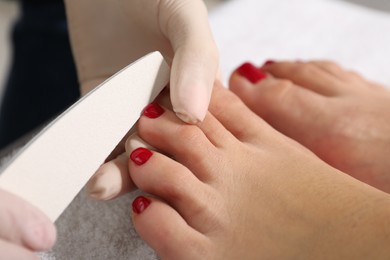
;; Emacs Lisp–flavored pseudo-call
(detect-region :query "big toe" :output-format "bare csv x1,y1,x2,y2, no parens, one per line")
229,62,327,146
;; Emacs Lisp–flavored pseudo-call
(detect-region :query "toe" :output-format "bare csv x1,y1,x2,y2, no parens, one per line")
132,196,210,260
312,61,390,91
229,69,327,145
128,147,221,233
262,61,346,96
309,60,347,78
87,152,136,200
208,80,273,145
309,60,369,85
137,102,224,181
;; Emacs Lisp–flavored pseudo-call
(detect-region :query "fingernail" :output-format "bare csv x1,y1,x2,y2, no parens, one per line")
130,147,153,165
175,111,200,125
263,60,275,66
236,62,267,83
132,196,151,214
143,103,164,118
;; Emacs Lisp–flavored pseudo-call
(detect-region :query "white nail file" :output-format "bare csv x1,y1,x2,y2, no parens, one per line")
0,52,170,222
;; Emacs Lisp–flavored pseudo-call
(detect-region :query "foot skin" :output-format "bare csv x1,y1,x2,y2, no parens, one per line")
230,61,390,193
127,83,390,259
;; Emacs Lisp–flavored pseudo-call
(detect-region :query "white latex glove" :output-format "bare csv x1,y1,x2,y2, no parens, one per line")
0,188,56,259
64,0,219,123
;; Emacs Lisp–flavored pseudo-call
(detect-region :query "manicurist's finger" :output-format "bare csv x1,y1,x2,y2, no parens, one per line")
0,189,56,251
159,0,219,123
0,239,38,260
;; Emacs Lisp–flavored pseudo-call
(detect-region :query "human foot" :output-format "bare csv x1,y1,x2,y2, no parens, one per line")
126,83,390,259
229,61,390,193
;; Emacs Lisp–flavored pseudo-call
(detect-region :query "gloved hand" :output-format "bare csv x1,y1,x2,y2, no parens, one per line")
65,0,219,123
65,0,219,200
0,188,56,259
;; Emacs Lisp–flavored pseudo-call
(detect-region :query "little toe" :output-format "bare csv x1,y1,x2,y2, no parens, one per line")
87,152,135,200
132,196,210,259
262,61,346,96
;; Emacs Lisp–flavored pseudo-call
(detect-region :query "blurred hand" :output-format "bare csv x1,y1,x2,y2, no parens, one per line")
0,188,56,259
65,0,219,123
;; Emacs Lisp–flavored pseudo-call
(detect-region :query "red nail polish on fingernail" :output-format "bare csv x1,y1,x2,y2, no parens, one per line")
132,196,151,214
143,103,164,118
130,147,153,165
263,60,275,66
236,62,267,84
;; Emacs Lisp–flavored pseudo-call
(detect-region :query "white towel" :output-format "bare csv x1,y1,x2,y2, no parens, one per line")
212,0,390,87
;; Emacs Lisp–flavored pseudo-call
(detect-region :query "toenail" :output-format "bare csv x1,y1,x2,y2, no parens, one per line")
236,62,267,84
132,196,151,214
130,147,153,165
143,103,165,118
263,60,275,66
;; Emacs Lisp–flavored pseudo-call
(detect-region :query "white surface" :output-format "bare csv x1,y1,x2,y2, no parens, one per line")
211,0,390,87
0,52,169,221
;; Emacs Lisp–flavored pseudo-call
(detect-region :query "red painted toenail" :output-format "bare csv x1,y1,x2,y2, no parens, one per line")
236,62,267,84
132,196,151,214
130,147,153,165
263,60,275,66
143,103,164,118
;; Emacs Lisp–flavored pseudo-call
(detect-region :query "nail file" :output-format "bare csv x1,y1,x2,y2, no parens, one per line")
0,52,170,222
